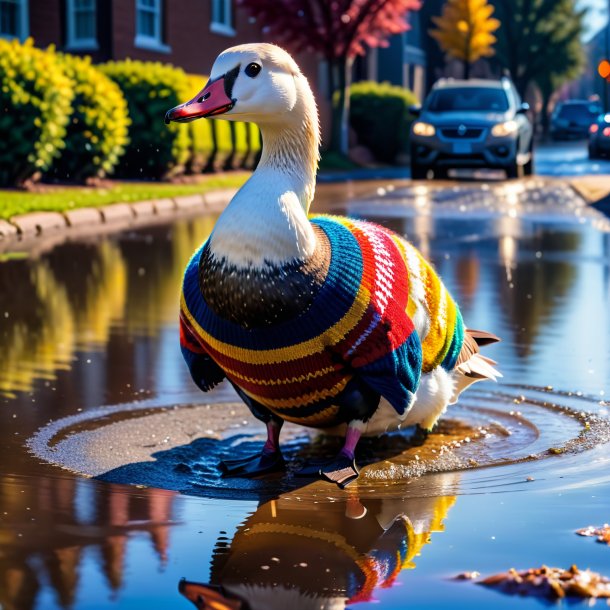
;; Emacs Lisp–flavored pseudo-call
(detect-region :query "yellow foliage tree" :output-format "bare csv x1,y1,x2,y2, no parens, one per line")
430,0,500,79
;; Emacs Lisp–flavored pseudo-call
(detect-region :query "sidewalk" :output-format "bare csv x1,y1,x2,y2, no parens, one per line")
0,188,239,256
2,172,609,256
570,176,610,210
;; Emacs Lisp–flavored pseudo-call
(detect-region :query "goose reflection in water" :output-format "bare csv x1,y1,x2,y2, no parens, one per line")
180,476,458,610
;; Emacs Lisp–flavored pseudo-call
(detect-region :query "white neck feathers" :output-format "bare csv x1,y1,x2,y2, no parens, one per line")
208,75,320,267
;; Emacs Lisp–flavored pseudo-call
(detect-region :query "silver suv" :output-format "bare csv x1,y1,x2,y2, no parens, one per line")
410,78,534,179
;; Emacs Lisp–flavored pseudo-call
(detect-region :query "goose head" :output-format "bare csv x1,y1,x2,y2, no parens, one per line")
165,43,310,127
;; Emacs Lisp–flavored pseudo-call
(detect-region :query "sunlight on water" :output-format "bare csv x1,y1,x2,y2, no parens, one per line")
1,182,610,609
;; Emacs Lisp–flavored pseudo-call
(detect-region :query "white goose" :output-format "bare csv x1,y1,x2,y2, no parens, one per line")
166,43,500,488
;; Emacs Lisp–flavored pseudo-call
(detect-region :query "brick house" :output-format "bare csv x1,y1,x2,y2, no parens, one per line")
1,0,262,74
0,0,427,138
0,0,333,125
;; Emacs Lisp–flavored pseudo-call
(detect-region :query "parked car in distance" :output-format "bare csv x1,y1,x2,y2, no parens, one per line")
588,113,610,159
550,100,602,140
409,78,534,180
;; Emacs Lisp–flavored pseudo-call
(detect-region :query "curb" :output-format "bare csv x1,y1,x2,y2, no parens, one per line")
0,188,239,253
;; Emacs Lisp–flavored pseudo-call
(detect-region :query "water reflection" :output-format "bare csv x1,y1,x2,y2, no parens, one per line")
0,217,216,399
495,230,579,357
180,479,458,610
1,184,610,609
0,476,175,610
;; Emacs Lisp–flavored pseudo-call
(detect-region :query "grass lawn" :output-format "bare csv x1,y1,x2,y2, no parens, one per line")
0,173,250,220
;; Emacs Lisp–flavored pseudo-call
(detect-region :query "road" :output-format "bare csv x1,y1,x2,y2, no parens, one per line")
535,139,610,176
318,139,610,185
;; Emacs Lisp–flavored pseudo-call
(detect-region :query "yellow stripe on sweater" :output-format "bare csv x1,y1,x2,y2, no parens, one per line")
180,276,371,365
419,255,444,371
438,293,458,366
390,235,419,322
222,363,338,386
240,376,350,409
408,247,459,372
282,405,341,425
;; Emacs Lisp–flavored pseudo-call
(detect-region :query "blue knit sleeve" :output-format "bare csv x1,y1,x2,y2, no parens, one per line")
180,344,226,393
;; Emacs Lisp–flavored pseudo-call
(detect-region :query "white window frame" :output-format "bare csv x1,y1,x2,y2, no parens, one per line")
210,0,235,37
135,0,170,53
0,0,29,41
66,0,98,51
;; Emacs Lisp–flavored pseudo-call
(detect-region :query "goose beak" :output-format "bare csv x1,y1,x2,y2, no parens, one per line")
165,75,235,124
178,579,245,610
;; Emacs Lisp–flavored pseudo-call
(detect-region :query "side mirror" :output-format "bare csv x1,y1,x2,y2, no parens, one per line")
516,102,530,115
409,105,422,117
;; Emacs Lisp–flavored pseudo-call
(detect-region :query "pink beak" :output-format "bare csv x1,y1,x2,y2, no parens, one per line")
165,75,235,124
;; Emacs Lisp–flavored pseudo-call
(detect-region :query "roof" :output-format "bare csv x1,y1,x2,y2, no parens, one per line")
431,78,510,90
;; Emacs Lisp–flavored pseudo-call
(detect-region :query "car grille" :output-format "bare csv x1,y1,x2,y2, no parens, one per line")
440,127,484,139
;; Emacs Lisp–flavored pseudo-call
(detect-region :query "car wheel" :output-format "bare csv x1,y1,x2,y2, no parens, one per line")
432,167,448,180
524,149,534,176
411,163,429,180
506,159,524,180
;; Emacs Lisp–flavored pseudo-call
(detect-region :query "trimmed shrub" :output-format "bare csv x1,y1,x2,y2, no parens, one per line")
246,122,262,168
185,74,214,174
0,38,73,186
184,73,261,173
48,54,130,182
100,59,191,179
231,121,249,168
211,118,233,170
349,81,419,163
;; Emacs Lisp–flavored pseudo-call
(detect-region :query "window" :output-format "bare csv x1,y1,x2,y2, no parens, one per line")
211,0,234,36
135,0,170,52
66,0,97,50
426,88,510,113
0,0,28,41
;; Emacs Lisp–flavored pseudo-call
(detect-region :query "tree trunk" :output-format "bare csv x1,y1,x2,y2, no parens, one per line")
329,56,354,155
541,90,552,138
464,60,470,80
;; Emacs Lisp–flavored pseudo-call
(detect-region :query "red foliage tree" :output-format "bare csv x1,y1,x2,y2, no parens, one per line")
238,0,421,154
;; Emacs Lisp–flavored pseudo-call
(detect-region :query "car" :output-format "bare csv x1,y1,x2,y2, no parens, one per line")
409,78,534,180
550,100,602,140
588,113,610,159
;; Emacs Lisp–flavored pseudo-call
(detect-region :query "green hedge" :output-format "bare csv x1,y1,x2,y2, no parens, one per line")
184,74,262,173
349,81,419,163
48,54,130,182
0,43,260,186
100,59,191,179
0,39,73,186
211,118,233,170
231,121,249,168
185,74,214,173
246,122,262,167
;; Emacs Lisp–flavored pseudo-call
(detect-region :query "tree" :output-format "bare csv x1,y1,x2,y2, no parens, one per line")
238,0,421,155
492,0,585,103
535,14,585,135
430,0,500,79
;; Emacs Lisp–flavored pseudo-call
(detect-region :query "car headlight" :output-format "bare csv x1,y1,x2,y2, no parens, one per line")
491,120,518,137
412,122,436,137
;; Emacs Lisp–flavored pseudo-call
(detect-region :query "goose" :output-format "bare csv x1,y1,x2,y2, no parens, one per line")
179,479,459,610
165,43,500,488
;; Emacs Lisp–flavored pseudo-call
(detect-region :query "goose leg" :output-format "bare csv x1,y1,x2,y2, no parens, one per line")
319,423,361,488
220,418,286,477
296,422,362,488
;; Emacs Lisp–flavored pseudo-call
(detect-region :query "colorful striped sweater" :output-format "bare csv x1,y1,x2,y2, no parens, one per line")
180,215,464,428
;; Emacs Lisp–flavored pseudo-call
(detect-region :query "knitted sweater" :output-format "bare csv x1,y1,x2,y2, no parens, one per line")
180,215,464,428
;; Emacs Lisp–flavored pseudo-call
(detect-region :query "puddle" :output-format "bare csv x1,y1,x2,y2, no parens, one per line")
26,385,610,502
2,181,610,609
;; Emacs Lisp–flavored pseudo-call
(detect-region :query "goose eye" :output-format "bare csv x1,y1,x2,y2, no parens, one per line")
245,62,262,78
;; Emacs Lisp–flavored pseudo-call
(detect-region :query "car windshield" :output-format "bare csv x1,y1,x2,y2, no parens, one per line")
557,104,600,120
426,87,510,112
